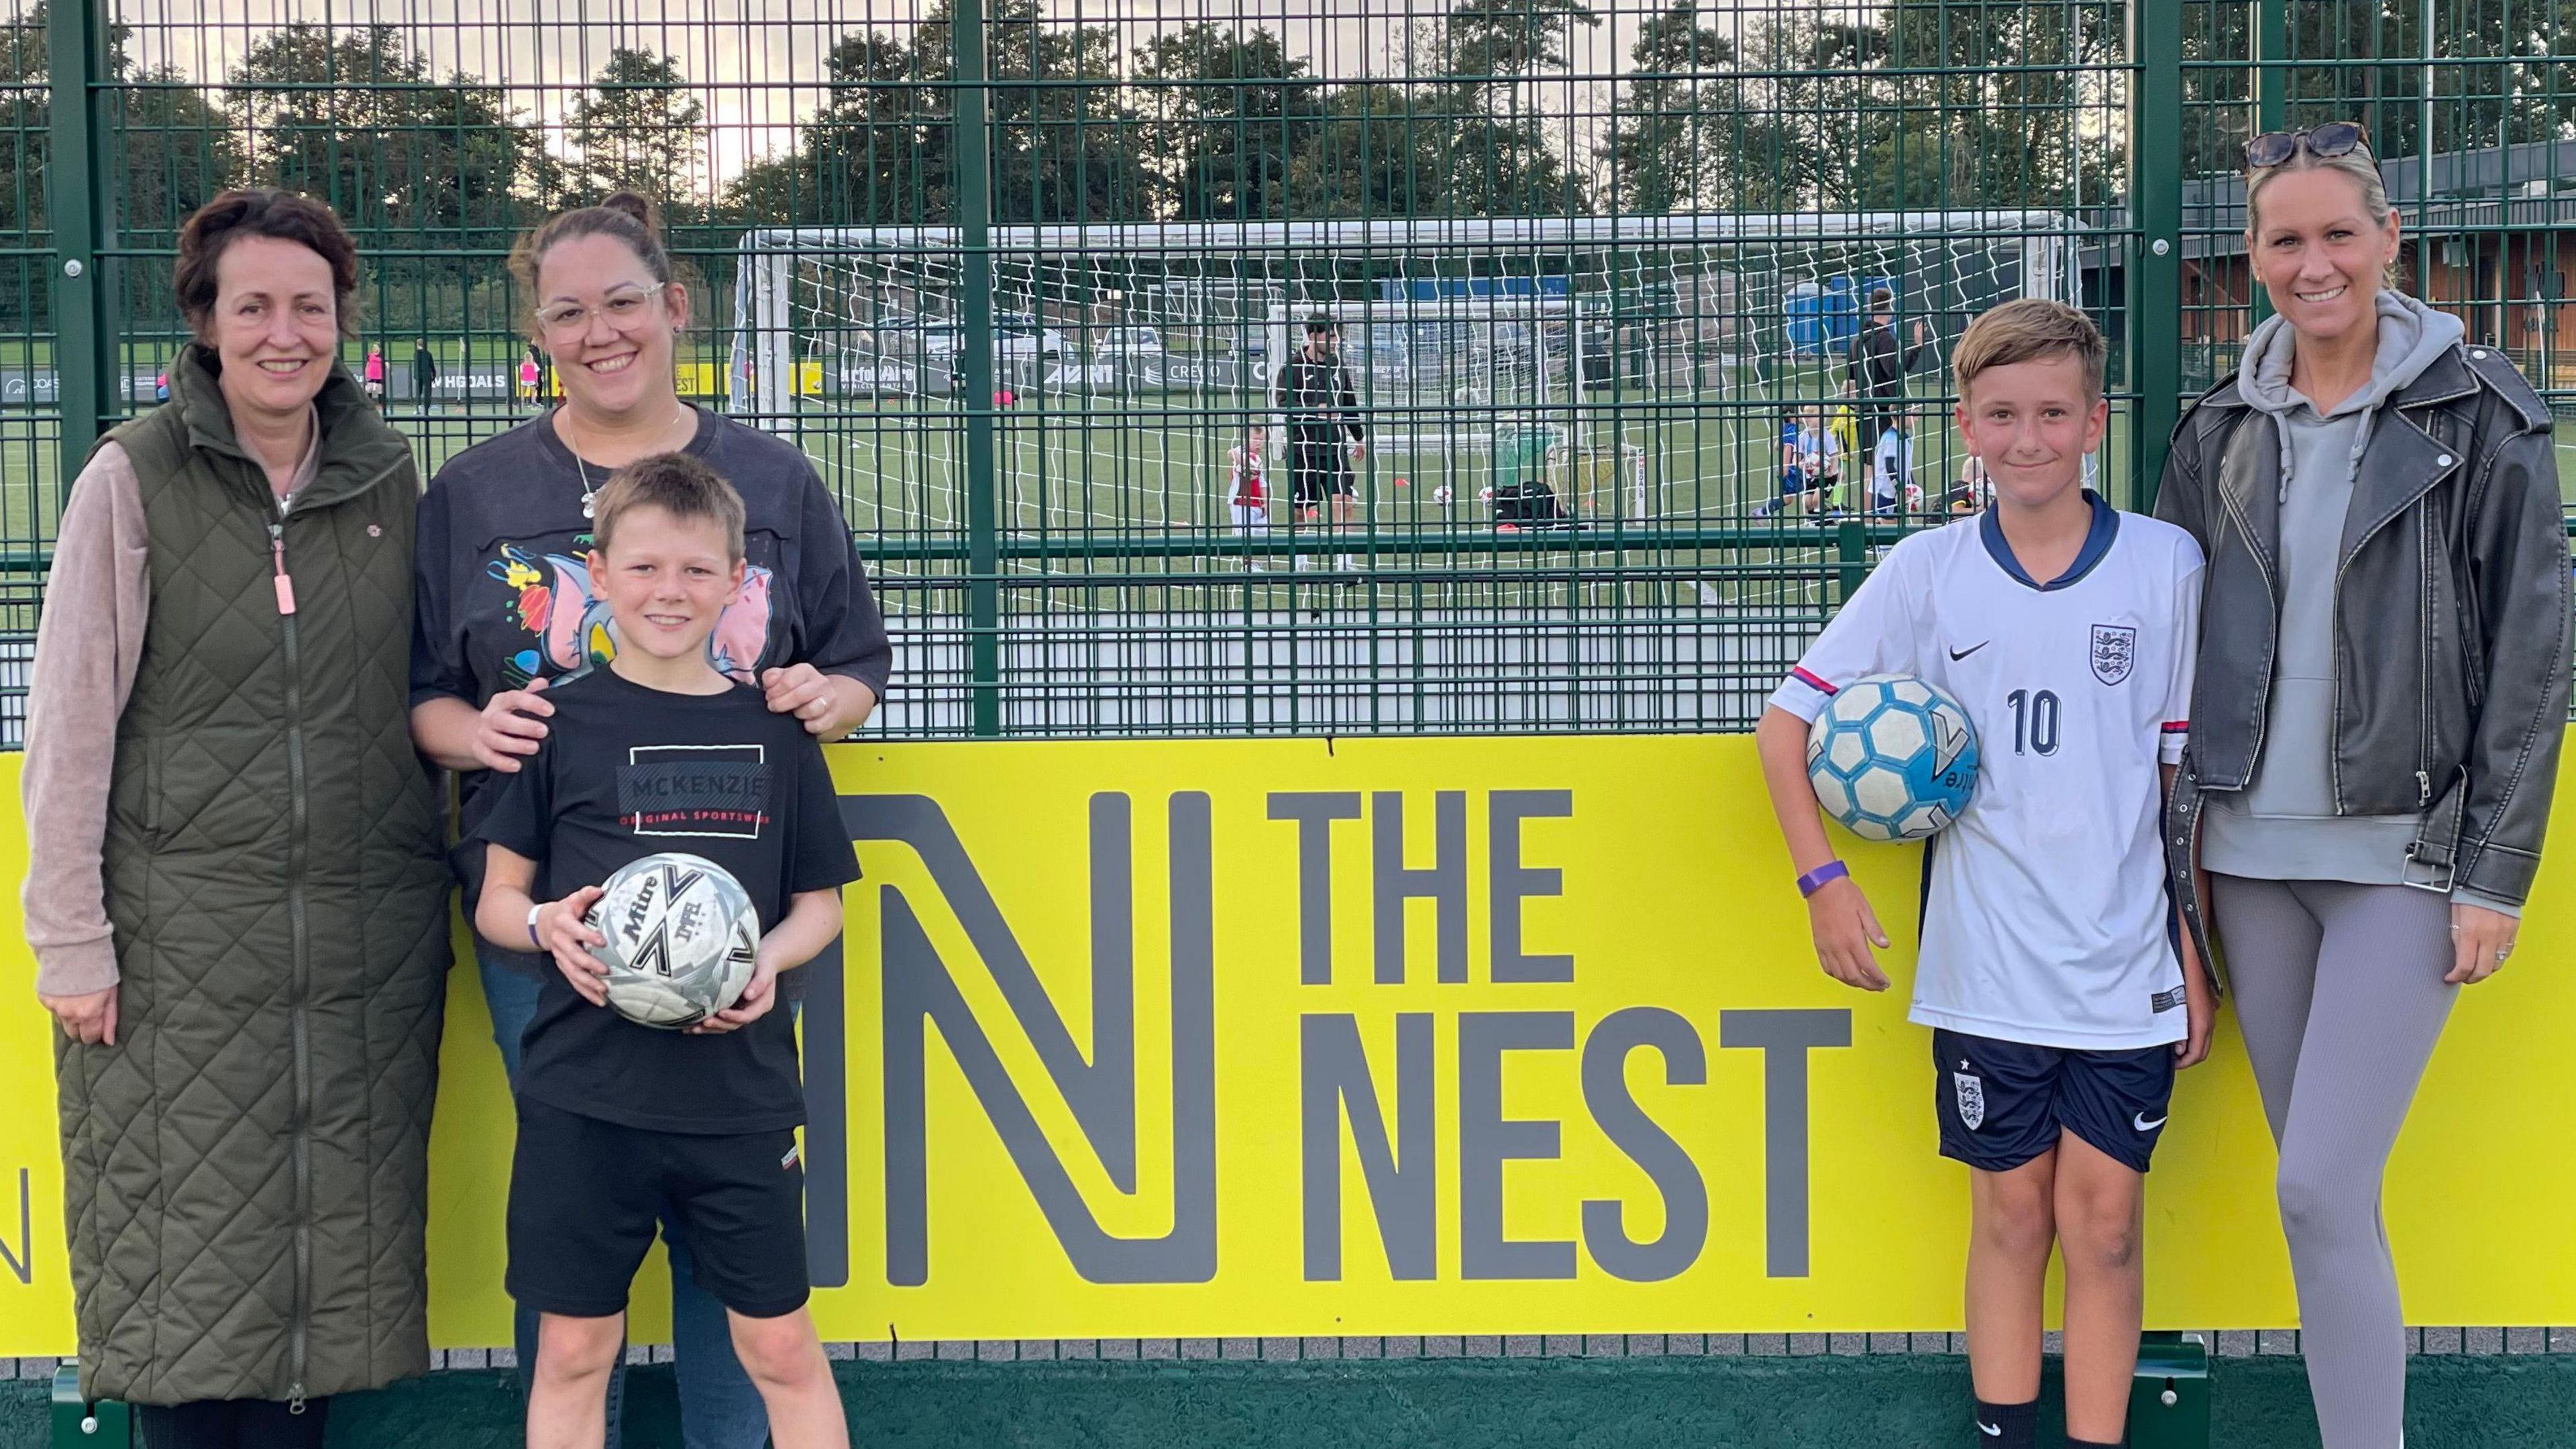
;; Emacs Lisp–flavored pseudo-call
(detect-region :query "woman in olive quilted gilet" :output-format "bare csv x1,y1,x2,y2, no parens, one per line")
25,189,449,1448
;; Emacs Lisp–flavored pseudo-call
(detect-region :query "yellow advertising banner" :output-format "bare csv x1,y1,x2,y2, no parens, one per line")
4,735,2574,1354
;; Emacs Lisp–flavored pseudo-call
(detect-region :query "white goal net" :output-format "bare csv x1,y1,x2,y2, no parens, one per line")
726,213,2081,533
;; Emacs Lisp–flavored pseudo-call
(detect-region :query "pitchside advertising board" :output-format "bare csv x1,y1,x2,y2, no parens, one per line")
4,735,2576,1352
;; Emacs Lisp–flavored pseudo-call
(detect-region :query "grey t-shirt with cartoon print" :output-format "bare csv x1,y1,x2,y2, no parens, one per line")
411,406,892,959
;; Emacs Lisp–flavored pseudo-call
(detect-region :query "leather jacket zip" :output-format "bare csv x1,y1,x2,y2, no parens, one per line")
2418,502,2436,808
2216,466,2279,782
2328,462,2435,814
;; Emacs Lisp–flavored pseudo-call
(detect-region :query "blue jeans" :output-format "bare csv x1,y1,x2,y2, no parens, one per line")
480,948,773,1449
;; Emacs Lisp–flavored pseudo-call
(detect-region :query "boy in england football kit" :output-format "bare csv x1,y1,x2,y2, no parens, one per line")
1776,496,2202,1058
473,455,857,1448
1775,494,2200,1173
1756,301,2212,1449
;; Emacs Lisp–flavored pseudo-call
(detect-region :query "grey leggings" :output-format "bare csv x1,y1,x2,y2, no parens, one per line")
2211,875,2458,1449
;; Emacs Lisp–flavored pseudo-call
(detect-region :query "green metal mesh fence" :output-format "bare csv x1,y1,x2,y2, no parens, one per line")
8,1,2570,741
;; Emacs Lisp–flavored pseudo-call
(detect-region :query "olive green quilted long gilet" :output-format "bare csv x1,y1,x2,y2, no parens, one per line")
54,347,450,1406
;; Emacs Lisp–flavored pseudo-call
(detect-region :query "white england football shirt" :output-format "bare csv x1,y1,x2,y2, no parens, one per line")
1769,494,2204,1049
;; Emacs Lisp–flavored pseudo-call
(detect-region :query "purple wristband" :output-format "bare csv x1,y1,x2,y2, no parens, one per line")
1796,860,1851,898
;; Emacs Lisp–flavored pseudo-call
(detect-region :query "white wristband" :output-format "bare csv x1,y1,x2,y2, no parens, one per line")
526,902,545,950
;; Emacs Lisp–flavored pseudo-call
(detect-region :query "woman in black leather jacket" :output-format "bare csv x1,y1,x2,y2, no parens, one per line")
2154,123,2569,1449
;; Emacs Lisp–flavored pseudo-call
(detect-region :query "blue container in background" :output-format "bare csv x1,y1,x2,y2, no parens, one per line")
1784,276,1900,356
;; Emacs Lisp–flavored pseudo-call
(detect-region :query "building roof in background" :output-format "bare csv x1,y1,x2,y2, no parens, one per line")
2081,138,2576,270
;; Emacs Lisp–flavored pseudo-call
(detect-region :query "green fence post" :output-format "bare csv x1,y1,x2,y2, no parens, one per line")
954,0,1002,739
46,0,117,494
2255,0,2288,129
1834,520,1868,604
2129,0,2184,507
2249,0,2288,331
2127,1331,2213,1449
50,1364,131,1449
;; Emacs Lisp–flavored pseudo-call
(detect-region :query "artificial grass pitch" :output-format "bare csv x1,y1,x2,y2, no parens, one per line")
6,1352,2572,1447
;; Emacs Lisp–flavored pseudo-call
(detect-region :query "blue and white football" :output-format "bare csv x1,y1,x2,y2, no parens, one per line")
1805,674,1980,842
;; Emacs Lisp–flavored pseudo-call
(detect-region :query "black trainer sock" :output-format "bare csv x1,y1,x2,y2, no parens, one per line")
2063,1440,2125,1448
1972,1397,2038,1448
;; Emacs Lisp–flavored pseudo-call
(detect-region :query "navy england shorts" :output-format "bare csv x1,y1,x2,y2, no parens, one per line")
1931,1027,2176,1174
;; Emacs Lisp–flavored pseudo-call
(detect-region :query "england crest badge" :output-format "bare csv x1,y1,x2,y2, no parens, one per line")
1953,1070,1986,1131
2090,623,2137,686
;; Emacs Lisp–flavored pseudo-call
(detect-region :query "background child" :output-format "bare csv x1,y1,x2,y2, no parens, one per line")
1868,411,1921,514
1949,453,1994,516
1227,424,1271,568
472,453,857,1449
1754,299,2211,1449
1766,407,1802,515
1762,404,1842,517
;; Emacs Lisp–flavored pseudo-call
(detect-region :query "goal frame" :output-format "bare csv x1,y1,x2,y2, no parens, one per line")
724,211,2085,422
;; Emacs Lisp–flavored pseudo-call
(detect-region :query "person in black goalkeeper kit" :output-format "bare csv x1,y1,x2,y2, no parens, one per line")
1846,286,1933,464
1273,313,1366,572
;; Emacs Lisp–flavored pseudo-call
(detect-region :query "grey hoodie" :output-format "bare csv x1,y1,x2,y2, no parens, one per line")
2202,290,2502,904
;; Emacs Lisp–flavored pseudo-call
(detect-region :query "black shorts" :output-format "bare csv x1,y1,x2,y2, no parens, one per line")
1288,437,1353,504
506,1095,810,1320
1932,1028,2176,1174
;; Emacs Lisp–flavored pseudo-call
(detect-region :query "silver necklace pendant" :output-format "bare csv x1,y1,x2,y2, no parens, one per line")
566,405,683,523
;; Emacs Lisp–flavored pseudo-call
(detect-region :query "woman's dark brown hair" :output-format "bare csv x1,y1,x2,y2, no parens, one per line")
507,191,677,332
174,189,364,339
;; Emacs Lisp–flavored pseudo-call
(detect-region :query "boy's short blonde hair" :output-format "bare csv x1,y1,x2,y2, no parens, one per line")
590,451,747,562
1952,299,2106,402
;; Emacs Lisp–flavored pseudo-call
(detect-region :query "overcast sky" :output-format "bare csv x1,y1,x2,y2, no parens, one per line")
111,0,1829,184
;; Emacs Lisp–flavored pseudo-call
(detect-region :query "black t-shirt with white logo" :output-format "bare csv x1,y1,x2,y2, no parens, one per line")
472,668,861,1133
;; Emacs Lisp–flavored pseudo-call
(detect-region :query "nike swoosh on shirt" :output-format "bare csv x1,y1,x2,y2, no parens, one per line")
2134,1112,2167,1132
1948,641,1990,661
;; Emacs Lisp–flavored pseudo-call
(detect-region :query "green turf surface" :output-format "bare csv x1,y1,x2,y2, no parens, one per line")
7,1352,2574,1448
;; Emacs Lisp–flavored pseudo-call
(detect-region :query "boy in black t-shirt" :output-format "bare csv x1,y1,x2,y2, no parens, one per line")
472,453,857,1449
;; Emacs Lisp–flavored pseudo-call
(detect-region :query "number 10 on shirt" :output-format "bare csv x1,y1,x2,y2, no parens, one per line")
2004,690,2062,757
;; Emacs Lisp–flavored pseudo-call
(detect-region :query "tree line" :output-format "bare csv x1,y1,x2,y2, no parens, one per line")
0,1,2123,239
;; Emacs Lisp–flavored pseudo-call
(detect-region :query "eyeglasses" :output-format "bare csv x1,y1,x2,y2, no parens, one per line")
2245,121,2371,170
535,284,666,338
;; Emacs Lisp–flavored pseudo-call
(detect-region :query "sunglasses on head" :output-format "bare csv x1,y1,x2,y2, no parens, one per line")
2245,121,2371,170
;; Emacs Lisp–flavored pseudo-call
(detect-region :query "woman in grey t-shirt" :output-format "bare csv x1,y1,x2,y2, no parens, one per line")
406,191,891,1449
